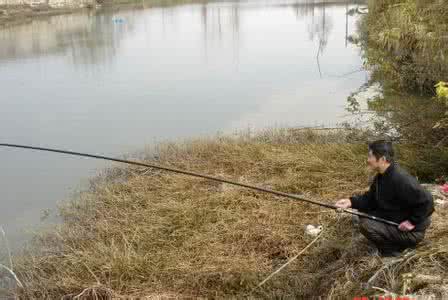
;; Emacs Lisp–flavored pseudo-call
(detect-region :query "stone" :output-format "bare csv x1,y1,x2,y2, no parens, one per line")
305,224,322,237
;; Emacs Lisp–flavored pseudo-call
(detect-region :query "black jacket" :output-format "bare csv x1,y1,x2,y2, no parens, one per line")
350,163,434,232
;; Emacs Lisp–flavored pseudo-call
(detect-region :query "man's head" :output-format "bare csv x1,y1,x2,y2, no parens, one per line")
367,140,394,173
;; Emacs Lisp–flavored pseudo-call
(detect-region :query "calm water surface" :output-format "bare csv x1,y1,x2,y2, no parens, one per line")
0,0,367,249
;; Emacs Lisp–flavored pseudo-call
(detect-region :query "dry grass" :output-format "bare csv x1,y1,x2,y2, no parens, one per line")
11,128,448,298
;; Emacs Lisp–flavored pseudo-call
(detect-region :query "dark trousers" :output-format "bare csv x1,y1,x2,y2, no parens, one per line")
359,217,426,254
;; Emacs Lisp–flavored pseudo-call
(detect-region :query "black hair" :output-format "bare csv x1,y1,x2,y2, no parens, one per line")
368,140,394,163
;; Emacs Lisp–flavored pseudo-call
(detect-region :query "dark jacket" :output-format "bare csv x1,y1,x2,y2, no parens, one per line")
350,163,434,232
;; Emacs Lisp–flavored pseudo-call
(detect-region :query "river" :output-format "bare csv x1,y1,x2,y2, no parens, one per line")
0,0,367,249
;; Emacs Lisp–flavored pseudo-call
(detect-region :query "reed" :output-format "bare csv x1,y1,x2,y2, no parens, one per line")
11,128,448,298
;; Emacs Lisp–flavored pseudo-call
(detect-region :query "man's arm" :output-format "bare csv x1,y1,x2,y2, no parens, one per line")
349,177,377,212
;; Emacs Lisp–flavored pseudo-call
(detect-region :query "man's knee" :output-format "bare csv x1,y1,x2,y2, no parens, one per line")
359,217,378,234
358,217,387,244
403,231,425,248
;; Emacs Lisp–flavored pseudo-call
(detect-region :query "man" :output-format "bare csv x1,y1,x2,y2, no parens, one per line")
335,140,434,257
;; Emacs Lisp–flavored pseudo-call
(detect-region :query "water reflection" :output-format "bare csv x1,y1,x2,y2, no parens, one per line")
63,13,134,66
0,9,136,66
0,1,367,66
201,3,240,43
289,0,364,77
292,1,334,56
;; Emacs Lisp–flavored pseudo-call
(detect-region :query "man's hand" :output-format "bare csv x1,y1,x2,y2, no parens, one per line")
335,198,352,209
398,220,415,231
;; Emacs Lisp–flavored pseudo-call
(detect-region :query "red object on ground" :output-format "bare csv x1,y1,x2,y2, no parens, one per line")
442,184,448,194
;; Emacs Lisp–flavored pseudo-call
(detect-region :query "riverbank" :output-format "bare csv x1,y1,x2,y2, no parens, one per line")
10,128,448,298
0,5,74,26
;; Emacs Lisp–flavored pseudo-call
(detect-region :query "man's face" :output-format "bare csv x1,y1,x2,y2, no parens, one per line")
367,150,382,171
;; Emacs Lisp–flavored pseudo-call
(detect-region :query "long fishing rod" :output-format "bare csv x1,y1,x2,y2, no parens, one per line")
0,143,399,226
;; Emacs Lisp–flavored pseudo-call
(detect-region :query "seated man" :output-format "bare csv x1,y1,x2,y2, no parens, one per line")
335,140,434,257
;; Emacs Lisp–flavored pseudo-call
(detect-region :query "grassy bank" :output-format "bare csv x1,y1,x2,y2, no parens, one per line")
11,129,448,298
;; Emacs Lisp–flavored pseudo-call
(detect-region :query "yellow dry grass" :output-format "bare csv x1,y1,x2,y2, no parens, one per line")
11,128,448,298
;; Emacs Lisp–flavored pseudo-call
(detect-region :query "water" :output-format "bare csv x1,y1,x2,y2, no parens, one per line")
0,0,367,249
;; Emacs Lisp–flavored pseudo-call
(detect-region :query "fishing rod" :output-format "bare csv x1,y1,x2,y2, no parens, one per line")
0,143,399,226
